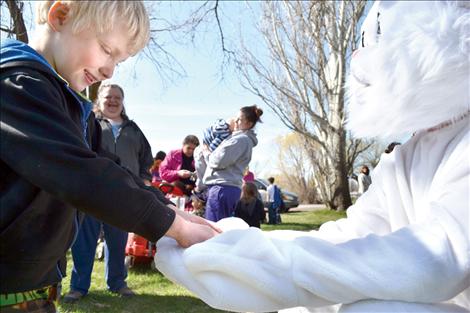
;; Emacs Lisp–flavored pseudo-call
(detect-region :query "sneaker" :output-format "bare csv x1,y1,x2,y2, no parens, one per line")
62,290,85,303
114,286,135,297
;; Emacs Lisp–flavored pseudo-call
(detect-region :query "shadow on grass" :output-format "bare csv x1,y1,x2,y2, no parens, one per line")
59,291,227,313
262,222,322,231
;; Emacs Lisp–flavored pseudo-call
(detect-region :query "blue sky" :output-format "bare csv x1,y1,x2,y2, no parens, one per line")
0,1,291,177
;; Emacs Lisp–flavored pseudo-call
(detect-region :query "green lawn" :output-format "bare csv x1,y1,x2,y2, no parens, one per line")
58,209,345,313
261,209,346,231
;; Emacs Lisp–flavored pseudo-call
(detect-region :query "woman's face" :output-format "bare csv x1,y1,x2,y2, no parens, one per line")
234,111,253,131
98,86,124,120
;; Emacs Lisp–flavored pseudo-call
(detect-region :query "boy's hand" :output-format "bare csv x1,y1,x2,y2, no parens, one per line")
175,209,222,234
168,204,222,234
179,222,219,248
165,214,218,248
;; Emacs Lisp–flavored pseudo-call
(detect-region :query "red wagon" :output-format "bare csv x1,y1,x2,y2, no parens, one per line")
124,182,185,269
124,233,156,269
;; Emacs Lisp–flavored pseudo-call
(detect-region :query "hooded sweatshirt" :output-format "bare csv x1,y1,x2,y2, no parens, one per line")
203,129,258,188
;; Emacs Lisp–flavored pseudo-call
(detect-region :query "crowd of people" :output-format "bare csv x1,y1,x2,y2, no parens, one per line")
58,82,266,302
158,107,263,217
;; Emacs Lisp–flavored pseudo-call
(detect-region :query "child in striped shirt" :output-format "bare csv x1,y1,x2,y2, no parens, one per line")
194,118,235,195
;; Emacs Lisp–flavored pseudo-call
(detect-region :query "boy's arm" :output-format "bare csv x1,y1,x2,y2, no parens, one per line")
87,113,170,205
128,170,173,206
1,69,174,241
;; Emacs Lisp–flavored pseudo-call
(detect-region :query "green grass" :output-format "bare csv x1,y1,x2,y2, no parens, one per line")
58,209,345,313
261,209,346,232
58,256,225,313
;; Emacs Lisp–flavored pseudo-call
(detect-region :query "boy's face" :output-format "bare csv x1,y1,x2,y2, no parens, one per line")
48,4,132,92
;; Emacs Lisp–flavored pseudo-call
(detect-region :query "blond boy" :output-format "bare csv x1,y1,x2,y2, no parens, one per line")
0,1,218,311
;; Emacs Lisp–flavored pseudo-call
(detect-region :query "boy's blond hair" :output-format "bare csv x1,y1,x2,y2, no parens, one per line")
36,1,149,56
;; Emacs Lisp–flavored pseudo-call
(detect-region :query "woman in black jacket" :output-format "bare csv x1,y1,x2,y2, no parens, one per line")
65,83,154,301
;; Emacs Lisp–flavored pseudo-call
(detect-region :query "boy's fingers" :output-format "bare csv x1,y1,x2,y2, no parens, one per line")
191,215,223,233
179,223,218,247
208,223,223,233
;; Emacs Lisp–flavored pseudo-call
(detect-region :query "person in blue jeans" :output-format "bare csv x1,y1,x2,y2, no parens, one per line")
70,216,130,296
266,177,282,224
66,83,154,302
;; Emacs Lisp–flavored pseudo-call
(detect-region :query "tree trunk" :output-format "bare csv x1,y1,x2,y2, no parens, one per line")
6,0,28,44
331,129,352,210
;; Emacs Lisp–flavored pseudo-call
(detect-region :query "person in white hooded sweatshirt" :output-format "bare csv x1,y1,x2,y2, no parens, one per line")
155,1,470,313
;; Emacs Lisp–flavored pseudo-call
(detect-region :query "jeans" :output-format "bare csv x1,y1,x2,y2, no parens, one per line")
205,185,241,222
70,215,128,294
268,202,279,224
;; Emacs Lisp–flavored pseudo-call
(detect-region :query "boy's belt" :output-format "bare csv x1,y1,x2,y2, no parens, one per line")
0,284,59,307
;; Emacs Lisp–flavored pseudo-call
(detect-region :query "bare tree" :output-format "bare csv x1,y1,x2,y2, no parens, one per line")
0,1,231,91
346,135,380,175
143,0,236,85
236,1,366,210
352,140,387,171
1,0,29,43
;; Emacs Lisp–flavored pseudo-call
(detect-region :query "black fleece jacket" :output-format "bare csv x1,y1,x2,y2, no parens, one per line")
97,117,153,182
0,57,175,293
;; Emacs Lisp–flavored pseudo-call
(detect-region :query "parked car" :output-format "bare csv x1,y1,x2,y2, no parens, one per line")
253,178,299,212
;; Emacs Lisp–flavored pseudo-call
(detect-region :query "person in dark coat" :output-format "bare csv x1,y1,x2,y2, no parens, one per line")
234,182,265,228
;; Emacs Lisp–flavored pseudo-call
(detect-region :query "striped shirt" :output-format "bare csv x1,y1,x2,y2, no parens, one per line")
203,119,232,152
